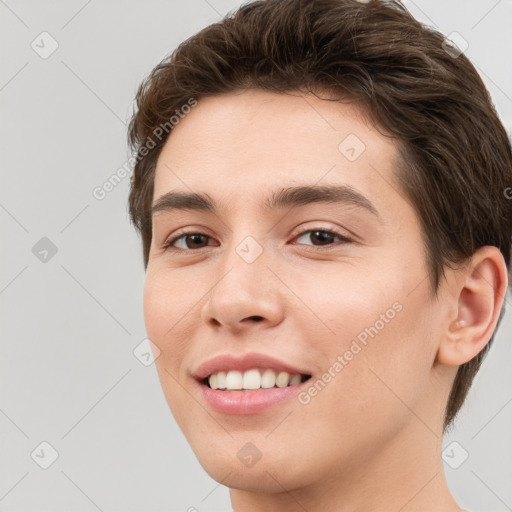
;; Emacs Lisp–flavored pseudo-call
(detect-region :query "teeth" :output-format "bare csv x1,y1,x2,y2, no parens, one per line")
289,374,302,386
225,370,243,390
216,371,227,389
261,369,276,388
243,369,261,390
275,371,290,387
208,369,306,391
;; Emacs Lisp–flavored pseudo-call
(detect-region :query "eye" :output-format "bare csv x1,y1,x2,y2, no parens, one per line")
162,228,352,252
162,231,215,251
291,229,352,247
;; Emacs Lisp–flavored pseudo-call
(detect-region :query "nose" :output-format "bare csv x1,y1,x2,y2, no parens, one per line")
200,242,286,334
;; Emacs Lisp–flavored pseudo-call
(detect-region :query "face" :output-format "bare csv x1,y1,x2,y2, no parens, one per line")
143,89,450,493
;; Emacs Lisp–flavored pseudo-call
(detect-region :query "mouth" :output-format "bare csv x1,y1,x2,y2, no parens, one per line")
201,369,312,391
196,369,313,415
192,352,314,414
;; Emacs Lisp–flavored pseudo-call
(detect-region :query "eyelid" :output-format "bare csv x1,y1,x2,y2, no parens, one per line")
289,222,351,240
162,228,216,251
162,224,353,252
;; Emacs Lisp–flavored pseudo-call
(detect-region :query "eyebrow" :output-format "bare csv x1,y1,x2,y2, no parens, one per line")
151,184,381,220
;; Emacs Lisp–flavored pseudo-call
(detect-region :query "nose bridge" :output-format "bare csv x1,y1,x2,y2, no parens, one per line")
216,210,270,281
200,230,285,329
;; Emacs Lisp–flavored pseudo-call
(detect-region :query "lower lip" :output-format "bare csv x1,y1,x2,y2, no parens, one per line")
197,379,311,415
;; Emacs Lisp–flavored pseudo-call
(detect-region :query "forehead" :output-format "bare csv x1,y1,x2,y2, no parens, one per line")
152,89,404,221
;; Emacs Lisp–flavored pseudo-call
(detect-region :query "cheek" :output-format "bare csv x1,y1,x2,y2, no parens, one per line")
143,269,188,341
143,270,193,376
303,260,433,409
320,288,433,434
292,262,403,351
292,314,431,469
143,274,169,339
143,271,194,427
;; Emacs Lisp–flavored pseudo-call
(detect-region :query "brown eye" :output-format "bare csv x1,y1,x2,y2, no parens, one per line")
184,234,209,249
310,230,337,245
163,232,214,250
293,229,351,247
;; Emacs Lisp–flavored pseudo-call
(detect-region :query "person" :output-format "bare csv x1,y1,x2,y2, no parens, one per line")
126,0,512,510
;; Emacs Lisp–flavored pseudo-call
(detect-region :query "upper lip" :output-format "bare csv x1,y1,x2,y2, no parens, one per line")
192,352,312,381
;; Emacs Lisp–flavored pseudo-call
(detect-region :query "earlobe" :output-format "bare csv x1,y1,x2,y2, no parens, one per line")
437,246,509,367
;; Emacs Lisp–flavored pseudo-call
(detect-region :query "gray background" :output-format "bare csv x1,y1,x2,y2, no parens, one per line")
1,1,511,511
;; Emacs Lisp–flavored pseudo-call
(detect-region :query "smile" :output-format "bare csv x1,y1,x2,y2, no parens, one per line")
197,371,313,415
206,369,311,391
193,351,313,414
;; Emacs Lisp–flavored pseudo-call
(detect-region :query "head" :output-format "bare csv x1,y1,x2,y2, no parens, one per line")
127,0,511,495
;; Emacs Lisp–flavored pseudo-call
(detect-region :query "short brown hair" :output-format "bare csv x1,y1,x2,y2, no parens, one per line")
127,0,512,432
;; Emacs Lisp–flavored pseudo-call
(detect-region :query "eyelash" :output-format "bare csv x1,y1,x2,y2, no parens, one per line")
161,228,352,252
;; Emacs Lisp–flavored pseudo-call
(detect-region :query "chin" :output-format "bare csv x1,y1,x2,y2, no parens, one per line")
185,430,321,494
200,454,308,493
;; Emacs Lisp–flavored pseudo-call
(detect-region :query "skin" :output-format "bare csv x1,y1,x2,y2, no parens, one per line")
143,88,508,511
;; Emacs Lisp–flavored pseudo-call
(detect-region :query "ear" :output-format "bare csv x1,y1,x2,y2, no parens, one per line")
436,246,509,366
